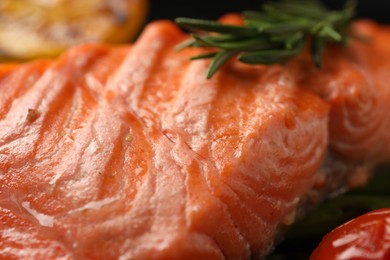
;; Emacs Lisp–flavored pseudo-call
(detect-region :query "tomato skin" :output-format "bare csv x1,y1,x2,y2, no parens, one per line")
311,208,390,260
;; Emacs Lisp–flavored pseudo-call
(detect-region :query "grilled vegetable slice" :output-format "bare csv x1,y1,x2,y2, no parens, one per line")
0,0,148,60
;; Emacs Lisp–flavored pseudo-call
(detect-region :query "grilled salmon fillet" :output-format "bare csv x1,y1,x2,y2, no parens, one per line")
0,19,389,259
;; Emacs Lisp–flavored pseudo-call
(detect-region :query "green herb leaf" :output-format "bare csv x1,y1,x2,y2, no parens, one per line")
207,50,237,79
193,35,276,51
175,18,259,36
174,38,197,52
175,0,357,79
311,37,326,68
190,52,218,60
263,21,313,35
239,39,304,64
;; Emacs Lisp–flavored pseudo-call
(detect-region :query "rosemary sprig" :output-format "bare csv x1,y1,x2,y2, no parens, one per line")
175,0,356,79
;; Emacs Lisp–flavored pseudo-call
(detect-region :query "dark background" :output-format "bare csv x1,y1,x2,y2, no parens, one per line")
148,0,389,23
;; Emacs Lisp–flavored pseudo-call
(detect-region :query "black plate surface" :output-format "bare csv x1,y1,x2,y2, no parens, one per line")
148,0,389,23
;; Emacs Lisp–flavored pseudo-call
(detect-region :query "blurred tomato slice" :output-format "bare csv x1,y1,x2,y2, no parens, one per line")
311,208,390,260
0,0,148,61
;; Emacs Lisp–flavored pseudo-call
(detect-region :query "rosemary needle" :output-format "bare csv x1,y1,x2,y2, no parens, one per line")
175,0,356,79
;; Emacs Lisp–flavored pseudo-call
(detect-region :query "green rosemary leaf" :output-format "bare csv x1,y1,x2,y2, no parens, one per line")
285,32,305,49
193,35,277,51
207,50,237,79
174,38,197,52
201,34,244,43
238,47,302,65
175,0,357,79
238,38,305,64
263,21,313,35
343,0,357,19
264,2,327,20
262,4,297,21
175,18,259,36
190,52,218,60
270,32,305,50
318,25,342,41
311,37,326,68
244,19,270,29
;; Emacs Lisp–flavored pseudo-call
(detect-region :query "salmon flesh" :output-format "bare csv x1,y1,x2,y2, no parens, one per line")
1,19,390,259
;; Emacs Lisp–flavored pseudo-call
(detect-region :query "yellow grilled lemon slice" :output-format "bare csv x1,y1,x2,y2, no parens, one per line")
0,0,148,60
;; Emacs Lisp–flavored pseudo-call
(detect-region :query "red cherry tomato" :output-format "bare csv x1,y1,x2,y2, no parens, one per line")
311,208,390,260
